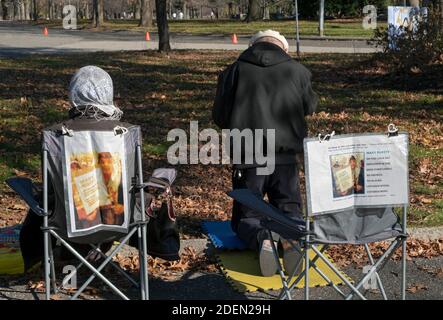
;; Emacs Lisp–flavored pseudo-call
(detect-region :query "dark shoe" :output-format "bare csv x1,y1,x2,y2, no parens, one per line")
281,238,303,277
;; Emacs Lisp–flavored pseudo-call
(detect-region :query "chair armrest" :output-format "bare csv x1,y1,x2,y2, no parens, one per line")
5,177,46,217
228,189,307,239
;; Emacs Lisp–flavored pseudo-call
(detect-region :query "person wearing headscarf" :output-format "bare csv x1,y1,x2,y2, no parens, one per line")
19,66,129,270
68,66,123,121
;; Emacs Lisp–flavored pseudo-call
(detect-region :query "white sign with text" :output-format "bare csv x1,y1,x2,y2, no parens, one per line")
305,133,409,216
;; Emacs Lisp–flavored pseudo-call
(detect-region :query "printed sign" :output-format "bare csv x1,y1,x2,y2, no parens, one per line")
387,6,428,49
305,133,409,216
63,131,129,237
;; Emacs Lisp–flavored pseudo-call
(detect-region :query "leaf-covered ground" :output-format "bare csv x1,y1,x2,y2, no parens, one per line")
0,51,442,236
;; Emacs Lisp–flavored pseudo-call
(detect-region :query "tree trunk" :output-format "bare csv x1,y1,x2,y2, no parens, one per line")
139,0,153,27
48,0,53,19
155,0,171,52
14,1,20,20
263,3,270,20
246,0,261,22
440,0,443,32
135,0,141,20
32,0,38,20
85,0,90,20
92,0,104,27
0,0,3,20
1,0,7,20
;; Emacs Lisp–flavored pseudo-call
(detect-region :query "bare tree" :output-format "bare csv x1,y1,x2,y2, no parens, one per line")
24,0,31,20
92,0,104,27
32,0,38,20
245,0,261,22
155,0,171,52
47,0,54,19
0,0,7,20
139,0,153,26
440,0,443,32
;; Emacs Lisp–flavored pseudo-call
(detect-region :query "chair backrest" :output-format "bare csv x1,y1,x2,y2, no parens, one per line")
303,132,409,244
42,119,143,244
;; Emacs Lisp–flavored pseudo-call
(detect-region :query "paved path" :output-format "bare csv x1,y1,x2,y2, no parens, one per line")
0,239,441,300
0,22,379,57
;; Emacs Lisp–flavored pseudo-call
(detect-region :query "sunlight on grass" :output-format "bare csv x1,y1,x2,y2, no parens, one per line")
35,18,386,38
0,51,440,226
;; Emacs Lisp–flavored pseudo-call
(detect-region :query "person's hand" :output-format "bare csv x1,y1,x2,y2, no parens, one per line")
356,184,363,192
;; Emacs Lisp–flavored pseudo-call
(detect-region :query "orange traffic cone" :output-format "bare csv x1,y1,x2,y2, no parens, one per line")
231,33,238,44
145,31,151,41
43,27,48,36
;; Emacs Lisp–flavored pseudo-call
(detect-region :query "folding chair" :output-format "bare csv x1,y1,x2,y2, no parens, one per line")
8,123,150,300
229,127,409,300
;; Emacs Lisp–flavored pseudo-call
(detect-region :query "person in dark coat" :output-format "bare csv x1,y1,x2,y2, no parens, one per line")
213,30,318,276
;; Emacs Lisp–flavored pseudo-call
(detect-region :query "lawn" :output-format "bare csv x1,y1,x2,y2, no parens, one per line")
0,50,441,234
36,18,386,38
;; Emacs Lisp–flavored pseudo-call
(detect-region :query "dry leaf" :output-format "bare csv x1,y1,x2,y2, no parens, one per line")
406,284,427,293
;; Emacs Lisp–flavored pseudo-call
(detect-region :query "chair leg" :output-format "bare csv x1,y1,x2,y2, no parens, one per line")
401,237,407,300
311,245,367,300
141,223,149,300
50,230,133,300
344,239,402,300
43,231,51,300
364,244,387,300
42,150,51,300
137,226,149,300
68,231,136,300
48,239,58,294
90,244,139,288
267,230,291,300
304,242,310,300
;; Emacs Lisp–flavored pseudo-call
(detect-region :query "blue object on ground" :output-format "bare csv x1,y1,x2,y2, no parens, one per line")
202,221,248,250
0,225,21,244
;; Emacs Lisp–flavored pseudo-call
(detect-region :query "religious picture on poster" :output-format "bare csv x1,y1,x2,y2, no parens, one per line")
64,131,128,236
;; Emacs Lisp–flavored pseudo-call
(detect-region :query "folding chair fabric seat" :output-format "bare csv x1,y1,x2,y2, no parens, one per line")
311,207,404,245
43,119,143,244
37,118,150,300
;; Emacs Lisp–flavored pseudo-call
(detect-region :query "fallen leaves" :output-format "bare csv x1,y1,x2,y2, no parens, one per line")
27,280,45,292
113,246,217,281
7,204,27,211
328,239,443,268
417,265,443,278
406,284,427,293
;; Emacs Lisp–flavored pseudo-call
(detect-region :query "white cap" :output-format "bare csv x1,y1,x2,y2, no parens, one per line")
249,30,289,52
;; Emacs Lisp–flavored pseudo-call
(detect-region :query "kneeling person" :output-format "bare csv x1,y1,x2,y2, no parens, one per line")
213,30,318,277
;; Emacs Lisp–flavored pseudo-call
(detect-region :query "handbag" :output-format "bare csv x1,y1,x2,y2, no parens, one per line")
145,181,180,261
130,171,180,261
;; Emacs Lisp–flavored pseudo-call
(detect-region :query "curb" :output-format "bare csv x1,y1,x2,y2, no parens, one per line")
408,226,443,241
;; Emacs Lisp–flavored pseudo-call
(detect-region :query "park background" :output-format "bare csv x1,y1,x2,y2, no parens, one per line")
0,0,442,299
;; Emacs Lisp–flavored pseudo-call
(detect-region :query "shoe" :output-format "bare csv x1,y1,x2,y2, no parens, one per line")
259,239,278,277
281,238,303,277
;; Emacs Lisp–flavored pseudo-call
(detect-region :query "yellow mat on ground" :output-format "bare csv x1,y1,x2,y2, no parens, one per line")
216,249,351,293
0,245,24,275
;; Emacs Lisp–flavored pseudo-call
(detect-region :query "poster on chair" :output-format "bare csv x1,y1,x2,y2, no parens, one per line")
304,133,409,216
63,131,129,237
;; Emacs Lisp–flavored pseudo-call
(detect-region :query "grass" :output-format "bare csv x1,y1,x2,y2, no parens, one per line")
0,50,441,230
36,18,386,38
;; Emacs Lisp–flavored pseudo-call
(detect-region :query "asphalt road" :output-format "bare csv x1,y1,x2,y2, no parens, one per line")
0,239,441,300
0,21,379,57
